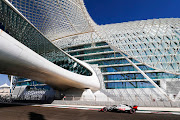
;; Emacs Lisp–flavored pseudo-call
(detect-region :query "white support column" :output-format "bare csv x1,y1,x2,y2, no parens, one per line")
10,75,13,94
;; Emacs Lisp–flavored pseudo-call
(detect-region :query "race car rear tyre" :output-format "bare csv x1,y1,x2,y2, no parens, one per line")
103,107,108,112
129,108,135,114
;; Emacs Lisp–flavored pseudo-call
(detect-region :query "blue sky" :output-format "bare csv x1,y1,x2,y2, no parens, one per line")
0,74,10,85
0,0,180,85
84,0,180,25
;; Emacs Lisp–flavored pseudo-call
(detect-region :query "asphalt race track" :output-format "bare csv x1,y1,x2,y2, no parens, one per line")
0,103,180,120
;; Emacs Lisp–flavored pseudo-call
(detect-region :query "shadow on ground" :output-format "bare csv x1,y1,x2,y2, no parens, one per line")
29,112,46,120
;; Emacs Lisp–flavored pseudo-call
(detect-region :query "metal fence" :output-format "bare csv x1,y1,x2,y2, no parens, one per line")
52,99,180,107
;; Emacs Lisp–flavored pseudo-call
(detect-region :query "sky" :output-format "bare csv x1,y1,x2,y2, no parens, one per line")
84,0,180,25
0,74,10,86
0,0,180,85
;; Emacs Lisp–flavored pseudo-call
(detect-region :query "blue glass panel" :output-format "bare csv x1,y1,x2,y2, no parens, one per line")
67,44,91,51
96,42,108,46
146,72,180,79
105,81,159,89
69,47,113,56
77,53,117,60
104,73,145,80
88,59,130,65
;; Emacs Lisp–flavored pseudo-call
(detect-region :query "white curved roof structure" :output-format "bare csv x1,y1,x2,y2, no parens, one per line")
8,0,96,41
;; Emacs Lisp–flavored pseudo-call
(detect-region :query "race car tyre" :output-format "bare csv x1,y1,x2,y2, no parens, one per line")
108,108,113,112
103,107,108,112
129,108,135,114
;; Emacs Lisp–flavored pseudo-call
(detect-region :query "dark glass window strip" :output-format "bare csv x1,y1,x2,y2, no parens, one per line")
104,73,145,80
88,58,139,65
76,53,122,60
67,44,91,51
96,42,108,46
66,42,108,52
105,81,159,89
101,65,155,72
104,72,180,81
69,47,113,56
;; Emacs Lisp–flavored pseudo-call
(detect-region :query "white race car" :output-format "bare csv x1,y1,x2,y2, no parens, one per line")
99,104,138,114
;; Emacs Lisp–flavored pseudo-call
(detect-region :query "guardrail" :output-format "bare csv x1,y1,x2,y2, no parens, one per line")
52,99,180,107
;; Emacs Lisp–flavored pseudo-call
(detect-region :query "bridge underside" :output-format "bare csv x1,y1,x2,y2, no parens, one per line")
0,30,100,90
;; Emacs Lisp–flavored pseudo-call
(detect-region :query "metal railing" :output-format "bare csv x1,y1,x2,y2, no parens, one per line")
52,95,180,107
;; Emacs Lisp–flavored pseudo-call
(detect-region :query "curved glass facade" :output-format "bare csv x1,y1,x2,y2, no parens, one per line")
0,0,92,76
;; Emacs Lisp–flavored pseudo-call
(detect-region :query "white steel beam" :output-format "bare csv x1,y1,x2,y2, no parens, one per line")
0,30,100,90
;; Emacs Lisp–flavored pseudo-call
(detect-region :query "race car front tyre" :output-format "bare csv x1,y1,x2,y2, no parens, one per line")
129,108,136,114
103,107,108,112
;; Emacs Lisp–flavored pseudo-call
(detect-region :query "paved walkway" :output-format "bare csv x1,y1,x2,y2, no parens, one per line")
32,104,180,115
